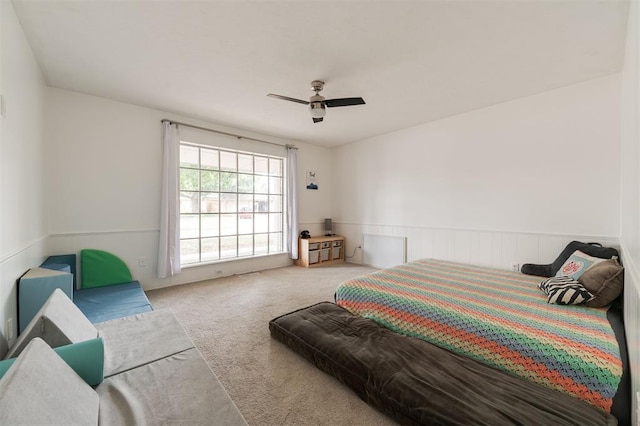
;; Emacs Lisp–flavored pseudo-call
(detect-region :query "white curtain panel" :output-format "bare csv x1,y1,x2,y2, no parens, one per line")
286,145,299,260
157,121,181,278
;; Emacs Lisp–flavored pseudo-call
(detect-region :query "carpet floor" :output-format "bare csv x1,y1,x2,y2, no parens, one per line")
147,263,397,426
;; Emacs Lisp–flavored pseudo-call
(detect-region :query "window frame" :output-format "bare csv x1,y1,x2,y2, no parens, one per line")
178,141,287,266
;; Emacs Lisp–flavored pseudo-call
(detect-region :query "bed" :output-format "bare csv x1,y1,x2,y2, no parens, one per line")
270,258,630,425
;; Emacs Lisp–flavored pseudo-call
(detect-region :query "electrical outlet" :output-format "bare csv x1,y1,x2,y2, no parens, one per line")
138,257,147,268
6,317,13,342
511,263,520,272
357,244,362,249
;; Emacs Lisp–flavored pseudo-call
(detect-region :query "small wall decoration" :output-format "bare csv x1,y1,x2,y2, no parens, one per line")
306,170,318,190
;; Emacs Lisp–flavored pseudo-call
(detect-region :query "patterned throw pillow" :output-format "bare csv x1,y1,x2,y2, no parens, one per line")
555,250,607,280
539,276,594,305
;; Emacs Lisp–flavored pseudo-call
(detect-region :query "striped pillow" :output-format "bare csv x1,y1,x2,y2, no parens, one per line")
539,276,594,305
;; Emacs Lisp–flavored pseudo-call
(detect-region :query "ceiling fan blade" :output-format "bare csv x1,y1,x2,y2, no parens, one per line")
312,117,324,123
267,94,309,105
324,97,366,108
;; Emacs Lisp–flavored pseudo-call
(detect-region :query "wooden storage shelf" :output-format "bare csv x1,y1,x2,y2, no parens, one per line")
296,235,345,268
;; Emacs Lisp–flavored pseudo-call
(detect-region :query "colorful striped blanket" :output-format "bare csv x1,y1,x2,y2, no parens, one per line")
335,259,622,412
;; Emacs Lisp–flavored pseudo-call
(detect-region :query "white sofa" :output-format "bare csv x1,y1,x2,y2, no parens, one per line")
0,289,247,425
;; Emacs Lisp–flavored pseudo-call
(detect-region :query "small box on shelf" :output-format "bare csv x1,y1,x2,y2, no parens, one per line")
321,249,330,261
332,247,341,259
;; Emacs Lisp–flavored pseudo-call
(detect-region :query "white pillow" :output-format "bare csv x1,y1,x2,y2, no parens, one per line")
0,338,99,425
555,250,606,280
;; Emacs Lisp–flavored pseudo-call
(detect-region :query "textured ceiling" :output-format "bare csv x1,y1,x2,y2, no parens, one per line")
11,0,630,147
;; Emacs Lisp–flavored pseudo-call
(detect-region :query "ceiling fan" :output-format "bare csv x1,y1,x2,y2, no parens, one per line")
267,80,365,123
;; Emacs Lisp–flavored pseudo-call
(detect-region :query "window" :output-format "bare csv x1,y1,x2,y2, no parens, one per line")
179,142,285,265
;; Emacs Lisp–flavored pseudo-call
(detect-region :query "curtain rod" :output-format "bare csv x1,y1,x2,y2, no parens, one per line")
161,119,296,149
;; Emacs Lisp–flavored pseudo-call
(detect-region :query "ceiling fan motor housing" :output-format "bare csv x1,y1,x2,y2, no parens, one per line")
309,94,326,118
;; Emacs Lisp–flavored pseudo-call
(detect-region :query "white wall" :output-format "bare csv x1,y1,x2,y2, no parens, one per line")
296,143,333,235
332,75,622,269
0,0,47,348
45,88,333,290
619,0,640,421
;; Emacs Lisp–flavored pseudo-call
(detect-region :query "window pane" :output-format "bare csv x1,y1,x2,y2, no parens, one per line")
238,213,253,234
220,172,237,192
180,168,199,191
269,158,282,176
180,239,199,264
201,170,219,191
270,232,283,252
269,176,282,194
201,150,218,170
201,214,219,238
220,193,237,213
220,213,237,236
238,174,253,193
180,214,199,238
201,237,219,261
255,213,268,233
269,195,282,212
180,146,199,168
220,236,237,259
238,154,253,173
238,235,253,256
180,192,199,213
201,193,219,213
269,213,282,232
255,234,268,255
254,175,268,193
255,194,268,212
255,156,268,175
238,194,253,212
238,194,253,234
220,151,237,172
